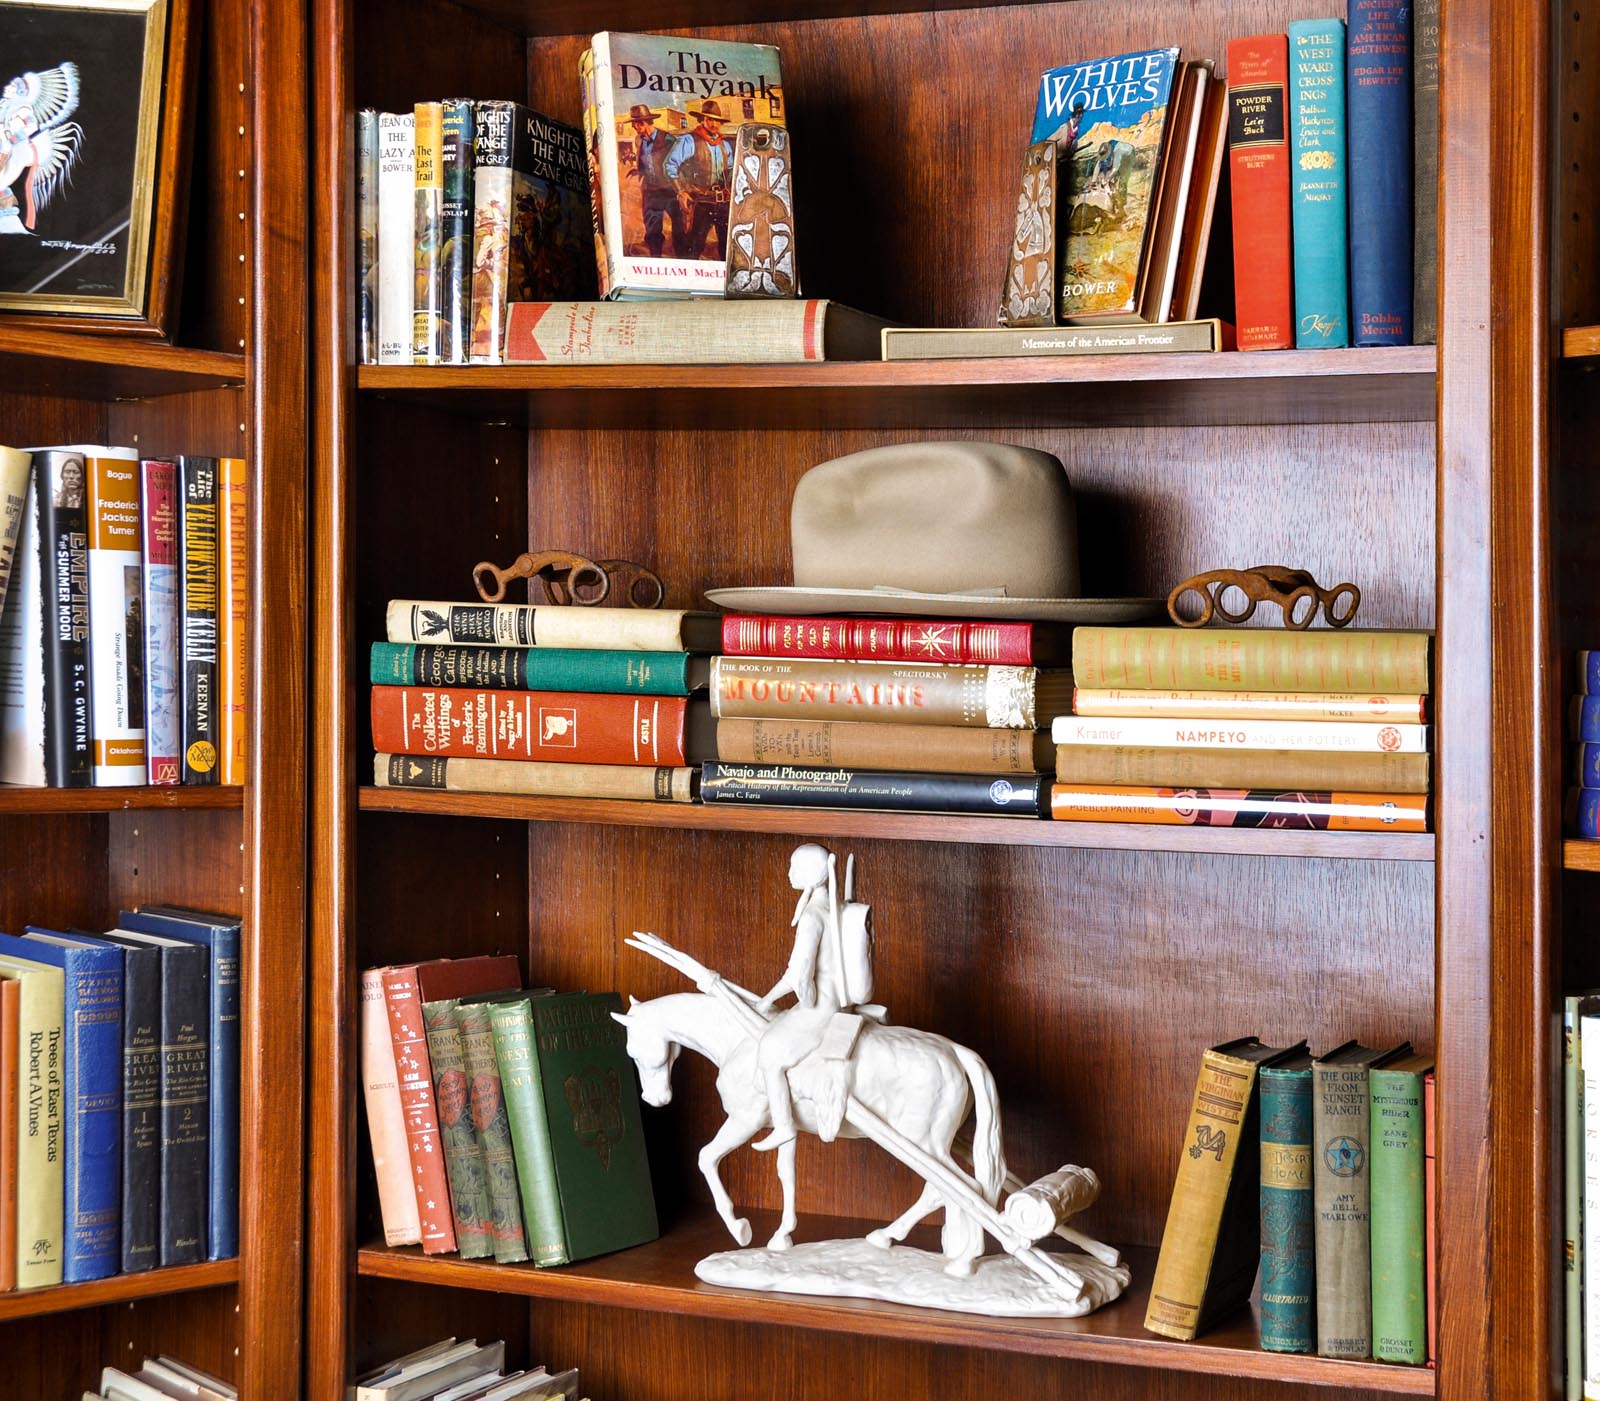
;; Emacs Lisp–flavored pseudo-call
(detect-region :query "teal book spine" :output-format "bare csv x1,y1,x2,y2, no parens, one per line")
1288,20,1349,348
1259,1063,1315,1351
369,641,693,696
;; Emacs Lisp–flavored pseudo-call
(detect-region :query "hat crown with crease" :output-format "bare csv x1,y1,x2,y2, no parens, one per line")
790,442,1082,598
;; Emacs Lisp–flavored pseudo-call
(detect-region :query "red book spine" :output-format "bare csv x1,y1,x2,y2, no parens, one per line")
382,966,457,1254
1423,1069,1436,1366
1227,35,1294,350
719,614,1035,665
370,686,687,764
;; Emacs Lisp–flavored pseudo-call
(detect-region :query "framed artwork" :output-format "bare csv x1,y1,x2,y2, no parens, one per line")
0,0,194,337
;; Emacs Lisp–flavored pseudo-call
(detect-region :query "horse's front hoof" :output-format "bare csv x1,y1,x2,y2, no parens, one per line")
943,1257,978,1278
730,1217,753,1248
766,1230,793,1251
866,1229,894,1250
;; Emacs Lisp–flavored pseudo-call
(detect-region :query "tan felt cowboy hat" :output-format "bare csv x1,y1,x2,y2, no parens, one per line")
706,442,1163,622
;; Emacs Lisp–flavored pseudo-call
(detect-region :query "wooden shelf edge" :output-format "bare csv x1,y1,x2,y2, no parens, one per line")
0,1258,239,1322
1564,837,1600,870
357,786,1434,860
355,1220,1432,1394
1563,326,1600,359
0,785,244,814
0,327,245,400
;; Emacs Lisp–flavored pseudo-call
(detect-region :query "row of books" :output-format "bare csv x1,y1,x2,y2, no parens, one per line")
1147,1037,1435,1364
355,1339,582,1401
1568,651,1600,838
1565,995,1600,1398
0,446,246,788
82,1353,236,1401
0,907,240,1291
362,954,657,1267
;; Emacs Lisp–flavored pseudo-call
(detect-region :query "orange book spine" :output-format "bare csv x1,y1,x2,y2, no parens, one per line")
218,458,248,785
0,976,16,1291
1049,785,1428,832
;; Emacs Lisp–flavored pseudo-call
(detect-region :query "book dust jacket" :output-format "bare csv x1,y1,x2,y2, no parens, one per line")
587,32,784,298
1030,48,1180,321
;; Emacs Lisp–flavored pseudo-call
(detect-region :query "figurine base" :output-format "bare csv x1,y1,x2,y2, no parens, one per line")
695,1238,1130,1318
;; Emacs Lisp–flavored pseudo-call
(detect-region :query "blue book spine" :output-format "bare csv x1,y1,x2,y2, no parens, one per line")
120,910,240,1259
1578,651,1600,695
1347,0,1413,344
1572,696,1600,743
1259,1063,1316,1351
10,932,122,1281
1571,788,1600,838
1576,744,1600,790
1288,21,1349,348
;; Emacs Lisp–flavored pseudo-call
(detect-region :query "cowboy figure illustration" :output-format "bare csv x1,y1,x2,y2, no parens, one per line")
624,102,681,259
665,99,737,259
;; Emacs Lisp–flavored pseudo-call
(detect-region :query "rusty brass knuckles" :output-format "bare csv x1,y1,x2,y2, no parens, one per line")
1166,566,1361,630
472,551,666,609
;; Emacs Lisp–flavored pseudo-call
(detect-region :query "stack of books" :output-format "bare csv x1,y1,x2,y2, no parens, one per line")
354,1339,583,1401
1146,1035,1435,1365
1051,626,1433,833
700,611,1066,817
370,598,717,801
0,907,241,1292
1568,651,1600,839
0,445,247,788
82,1354,235,1401
361,954,657,1267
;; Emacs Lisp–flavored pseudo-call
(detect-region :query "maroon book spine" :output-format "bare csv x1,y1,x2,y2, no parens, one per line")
720,614,1034,665
382,965,457,1254
1227,36,1295,349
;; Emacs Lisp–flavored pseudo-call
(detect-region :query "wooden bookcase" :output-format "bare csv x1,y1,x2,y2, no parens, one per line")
0,1,307,1395
304,0,1553,1398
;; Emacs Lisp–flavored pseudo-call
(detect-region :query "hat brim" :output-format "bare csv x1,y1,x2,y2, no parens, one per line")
703,586,1166,624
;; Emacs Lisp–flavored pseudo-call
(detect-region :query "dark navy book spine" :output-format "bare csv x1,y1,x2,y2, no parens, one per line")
1571,696,1600,742
115,943,161,1272
699,763,1046,817
1576,743,1600,791
1347,0,1413,344
1578,651,1600,695
1571,787,1600,839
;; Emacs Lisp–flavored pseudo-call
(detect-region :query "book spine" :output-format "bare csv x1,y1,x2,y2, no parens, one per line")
579,47,614,300
382,966,456,1253
1288,21,1349,348
1370,1067,1428,1363
1144,1048,1259,1339
1583,1011,1600,1398
384,599,694,652
468,100,517,364
1071,688,1427,722
178,457,220,785
59,950,121,1281
1411,0,1439,343
489,999,568,1266
85,451,146,786
453,1001,529,1264
879,321,1223,359
1227,36,1294,350
1056,744,1428,792
503,300,825,365
137,460,182,785
1570,788,1600,840
1259,1066,1315,1352
439,100,475,366
376,112,415,364
700,762,1046,817
375,753,696,802
717,717,1050,776
4,964,63,1288
412,101,445,363
1348,0,1414,344
1572,1003,1585,1396
1576,743,1600,791
357,109,379,364
1050,785,1429,832
0,478,46,786
369,641,693,695
35,450,93,787
1580,651,1600,696
203,924,239,1261
711,657,1039,730
217,459,247,786
359,968,420,1247
421,1000,495,1259
1314,1060,1375,1358
1052,714,1427,753
719,615,1034,665
0,447,31,622
1424,1069,1437,1368
1571,696,1600,741
1071,627,1432,693
0,978,14,1291
158,948,208,1267
118,947,160,1273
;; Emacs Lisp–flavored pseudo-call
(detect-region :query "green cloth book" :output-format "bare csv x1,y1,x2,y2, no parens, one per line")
453,997,529,1264
491,996,567,1265
0,953,65,1289
1370,1051,1434,1364
421,998,496,1260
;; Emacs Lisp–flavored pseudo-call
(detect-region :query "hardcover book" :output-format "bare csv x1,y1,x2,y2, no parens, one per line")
719,614,1058,666
178,456,220,785
412,101,445,363
452,999,529,1263
1050,713,1428,752
439,99,475,365
0,446,31,622
1584,997,1600,1399
421,997,496,1260
880,319,1227,359
1227,36,1294,349
137,459,182,785
370,641,709,696
381,964,456,1255
1370,1051,1433,1364
1348,0,1414,344
1053,745,1429,793
587,32,786,299
1069,688,1427,722
217,458,247,786
0,953,64,1289
86,448,145,785
359,967,421,1247
357,109,379,364
700,762,1047,816
385,600,722,653
0,976,15,1291
36,447,94,786
1259,1051,1316,1352
0,471,49,786
468,102,590,364
1288,21,1349,348
1030,48,1181,322
1568,998,1585,1397
375,753,698,803
1412,0,1440,344
716,717,1055,776
377,111,415,365
1049,785,1429,831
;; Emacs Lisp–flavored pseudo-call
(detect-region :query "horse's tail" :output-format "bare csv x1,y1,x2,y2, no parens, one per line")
953,1042,1006,1206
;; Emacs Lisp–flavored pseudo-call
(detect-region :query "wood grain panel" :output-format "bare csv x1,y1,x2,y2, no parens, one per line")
353,0,528,111
352,1276,530,1382
107,385,249,466
0,815,109,932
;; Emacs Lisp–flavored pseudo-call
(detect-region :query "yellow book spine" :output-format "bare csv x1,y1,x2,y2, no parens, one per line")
0,957,65,1289
218,458,248,786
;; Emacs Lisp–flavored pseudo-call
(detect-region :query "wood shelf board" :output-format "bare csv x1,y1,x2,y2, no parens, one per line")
0,785,243,814
451,0,1065,34
355,348,1438,429
356,786,1434,860
1564,326,1600,359
356,1212,1433,1393
0,1258,239,1323
1565,838,1600,869
0,327,245,401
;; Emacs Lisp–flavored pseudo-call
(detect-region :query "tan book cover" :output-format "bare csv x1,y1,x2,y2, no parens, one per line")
717,717,1052,774
359,967,421,1247
373,753,696,802
0,954,64,1289
1054,745,1430,792
0,975,16,1291
880,319,1223,361
1070,687,1427,723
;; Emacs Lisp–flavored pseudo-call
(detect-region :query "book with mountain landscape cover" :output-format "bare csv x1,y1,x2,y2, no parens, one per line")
1030,48,1181,322
1145,1038,1307,1339
587,32,786,299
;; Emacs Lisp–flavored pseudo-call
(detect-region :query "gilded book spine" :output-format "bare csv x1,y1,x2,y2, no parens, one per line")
421,1000,495,1259
375,753,696,802
370,640,695,695
453,1001,528,1263
719,613,1035,664
412,101,444,363
1314,1061,1376,1357
1144,1047,1260,1339
1259,1065,1315,1352
717,717,1052,775
382,967,456,1254
700,762,1046,817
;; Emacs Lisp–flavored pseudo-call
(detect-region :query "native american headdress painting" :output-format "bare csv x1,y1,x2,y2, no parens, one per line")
0,62,84,233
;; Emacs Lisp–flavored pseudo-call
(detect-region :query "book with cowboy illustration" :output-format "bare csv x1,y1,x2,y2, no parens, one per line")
585,32,785,299
467,102,591,365
1030,48,1181,322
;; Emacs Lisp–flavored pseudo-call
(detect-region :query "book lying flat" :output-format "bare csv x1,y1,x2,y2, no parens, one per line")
880,319,1228,360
